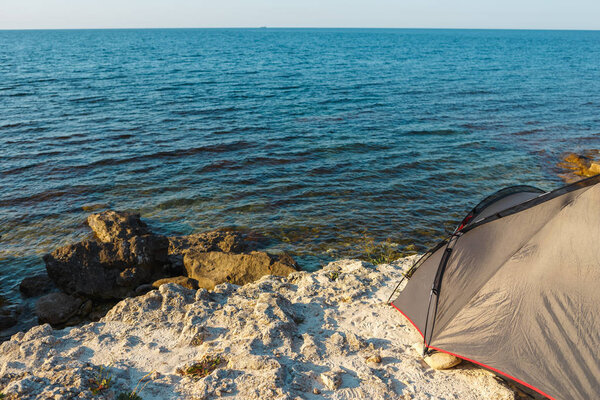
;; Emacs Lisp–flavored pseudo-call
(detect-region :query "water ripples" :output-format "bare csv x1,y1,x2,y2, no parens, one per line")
1,29,599,303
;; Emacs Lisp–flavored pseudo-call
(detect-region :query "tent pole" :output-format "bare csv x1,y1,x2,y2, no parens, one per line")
421,232,461,355
386,276,406,304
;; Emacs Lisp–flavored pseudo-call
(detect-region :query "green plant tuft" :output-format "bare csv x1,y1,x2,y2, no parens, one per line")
360,235,401,265
89,365,113,395
176,355,225,380
328,271,339,281
117,392,143,400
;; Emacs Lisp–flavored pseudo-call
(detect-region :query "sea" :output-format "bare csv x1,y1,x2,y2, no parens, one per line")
1,29,599,311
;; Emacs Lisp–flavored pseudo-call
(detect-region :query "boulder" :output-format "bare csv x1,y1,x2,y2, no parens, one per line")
35,292,83,325
87,210,151,243
152,276,199,290
184,251,298,289
167,230,248,276
424,351,462,370
320,370,342,390
44,235,169,300
168,230,247,255
19,272,55,297
558,152,600,182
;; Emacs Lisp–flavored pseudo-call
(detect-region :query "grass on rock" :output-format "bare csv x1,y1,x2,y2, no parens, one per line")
88,365,113,395
117,392,143,400
177,355,225,380
361,236,402,265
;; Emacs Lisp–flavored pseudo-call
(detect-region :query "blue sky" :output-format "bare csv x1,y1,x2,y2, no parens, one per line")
1,0,599,30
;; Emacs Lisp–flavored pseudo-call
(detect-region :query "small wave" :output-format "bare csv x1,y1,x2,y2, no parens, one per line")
198,159,242,173
212,126,270,135
0,122,29,129
405,129,465,136
86,140,255,168
173,106,237,116
241,156,303,167
511,129,544,136
456,90,494,95
6,92,33,97
156,197,199,209
0,185,98,207
69,96,106,104
1,162,45,176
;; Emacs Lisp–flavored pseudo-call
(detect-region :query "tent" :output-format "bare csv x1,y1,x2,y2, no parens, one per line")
390,174,600,400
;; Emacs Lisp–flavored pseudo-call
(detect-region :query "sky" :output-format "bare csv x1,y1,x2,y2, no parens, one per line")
1,0,599,30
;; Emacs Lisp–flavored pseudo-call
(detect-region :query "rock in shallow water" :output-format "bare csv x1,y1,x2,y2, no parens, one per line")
44,235,170,300
0,296,23,330
35,292,83,325
19,273,55,298
168,230,247,255
184,250,298,289
87,210,151,243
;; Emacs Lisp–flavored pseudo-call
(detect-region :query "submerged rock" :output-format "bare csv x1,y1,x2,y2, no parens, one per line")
35,292,83,325
0,296,20,330
87,210,152,243
19,272,55,298
44,235,169,300
184,250,298,289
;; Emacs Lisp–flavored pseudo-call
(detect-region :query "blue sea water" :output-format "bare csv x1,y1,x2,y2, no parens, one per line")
1,28,599,304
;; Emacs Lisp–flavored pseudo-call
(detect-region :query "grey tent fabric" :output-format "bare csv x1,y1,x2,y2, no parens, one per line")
391,175,600,400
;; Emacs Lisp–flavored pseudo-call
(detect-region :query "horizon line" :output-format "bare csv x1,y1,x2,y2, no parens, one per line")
1,26,599,32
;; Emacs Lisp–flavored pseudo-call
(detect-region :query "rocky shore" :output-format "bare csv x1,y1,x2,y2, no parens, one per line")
0,211,539,399
0,256,524,399
1,211,298,332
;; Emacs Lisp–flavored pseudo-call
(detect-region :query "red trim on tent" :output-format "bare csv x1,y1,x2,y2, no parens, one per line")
390,303,425,339
389,303,556,400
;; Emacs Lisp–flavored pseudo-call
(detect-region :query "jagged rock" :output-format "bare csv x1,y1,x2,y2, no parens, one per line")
325,332,347,356
87,210,151,243
167,230,248,276
19,272,55,297
558,152,600,182
168,230,247,255
35,292,83,325
424,351,462,370
300,333,321,361
346,331,366,351
320,370,342,390
366,354,382,364
184,250,298,289
44,235,169,300
152,276,199,290
0,297,20,330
